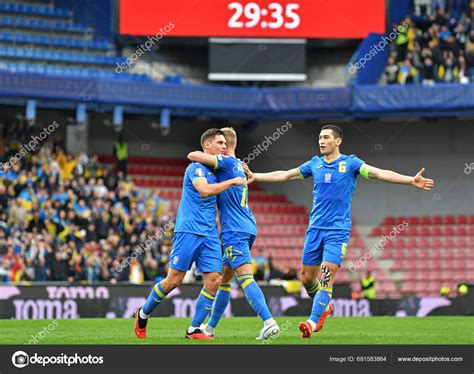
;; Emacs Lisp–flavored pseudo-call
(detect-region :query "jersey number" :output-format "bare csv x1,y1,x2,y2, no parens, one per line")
241,186,249,208
339,162,346,173
340,243,348,259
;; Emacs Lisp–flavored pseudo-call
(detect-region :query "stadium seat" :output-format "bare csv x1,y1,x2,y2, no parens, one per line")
432,216,443,225
419,227,431,236
394,239,405,250
383,216,396,226
455,215,467,224
444,226,455,236
0,60,147,81
407,216,419,225
0,46,125,67
418,238,430,249
405,227,418,236
417,251,429,259
381,282,397,293
0,3,72,18
401,282,415,293
431,227,443,236
395,217,407,225
420,216,432,225
427,283,439,294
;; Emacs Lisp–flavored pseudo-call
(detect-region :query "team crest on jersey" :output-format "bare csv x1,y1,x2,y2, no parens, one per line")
324,172,332,183
195,168,204,177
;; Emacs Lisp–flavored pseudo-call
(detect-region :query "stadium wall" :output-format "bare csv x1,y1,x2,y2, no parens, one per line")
88,117,474,225
1,284,471,320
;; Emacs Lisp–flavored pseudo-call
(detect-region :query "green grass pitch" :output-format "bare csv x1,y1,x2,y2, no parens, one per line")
0,317,472,345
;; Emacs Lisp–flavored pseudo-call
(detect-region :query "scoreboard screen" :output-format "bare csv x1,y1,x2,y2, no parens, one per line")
119,0,386,39
209,38,307,81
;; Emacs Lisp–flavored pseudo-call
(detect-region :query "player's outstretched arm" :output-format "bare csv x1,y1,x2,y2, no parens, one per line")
364,164,435,190
244,164,302,184
187,151,217,168
193,177,246,197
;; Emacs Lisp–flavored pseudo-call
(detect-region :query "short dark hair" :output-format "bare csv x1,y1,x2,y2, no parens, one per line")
321,125,343,139
200,128,225,148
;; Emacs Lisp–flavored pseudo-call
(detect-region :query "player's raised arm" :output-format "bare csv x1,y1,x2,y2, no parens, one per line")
187,151,218,169
362,164,435,190
243,163,302,184
193,177,246,197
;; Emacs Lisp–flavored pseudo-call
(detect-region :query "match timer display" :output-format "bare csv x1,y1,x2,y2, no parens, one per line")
120,0,385,39
227,2,301,30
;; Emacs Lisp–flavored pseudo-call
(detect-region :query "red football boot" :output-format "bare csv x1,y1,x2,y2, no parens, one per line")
134,309,147,339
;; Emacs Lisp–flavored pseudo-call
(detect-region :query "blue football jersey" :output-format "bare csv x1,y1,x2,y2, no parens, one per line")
174,162,219,237
298,154,366,231
215,155,257,236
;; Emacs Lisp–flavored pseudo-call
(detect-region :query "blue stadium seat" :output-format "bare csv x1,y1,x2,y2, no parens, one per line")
0,46,123,67
0,31,111,50
0,2,72,18
0,60,149,81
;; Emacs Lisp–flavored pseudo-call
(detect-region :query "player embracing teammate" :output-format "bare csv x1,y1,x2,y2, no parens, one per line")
187,127,279,340
134,129,246,339
135,127,279,340
135,124,434,340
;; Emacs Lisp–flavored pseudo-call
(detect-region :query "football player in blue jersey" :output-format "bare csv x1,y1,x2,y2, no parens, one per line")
187,127,279,340
245,124,434,338
134,129,246,340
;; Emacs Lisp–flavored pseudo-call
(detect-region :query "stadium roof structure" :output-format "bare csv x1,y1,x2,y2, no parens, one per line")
1,72,473,121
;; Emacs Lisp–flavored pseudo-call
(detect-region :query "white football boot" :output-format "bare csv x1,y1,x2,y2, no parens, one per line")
256,320,280,340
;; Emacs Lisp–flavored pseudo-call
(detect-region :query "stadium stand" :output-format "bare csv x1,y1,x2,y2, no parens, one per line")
0,1,149,81
368,215,474,297
0,147,178,284
0,16,91,34
0,2,72,18
381,1,474,84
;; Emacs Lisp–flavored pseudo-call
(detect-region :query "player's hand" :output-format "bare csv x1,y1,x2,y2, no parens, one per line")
232,177,247,186
242,162,252,175
242,163,256,184
246,173,257,184
411,168,434,190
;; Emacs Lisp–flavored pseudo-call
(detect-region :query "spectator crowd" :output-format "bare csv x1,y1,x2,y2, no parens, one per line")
382,0,474,85
0,141,175,284
0,139,296,285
